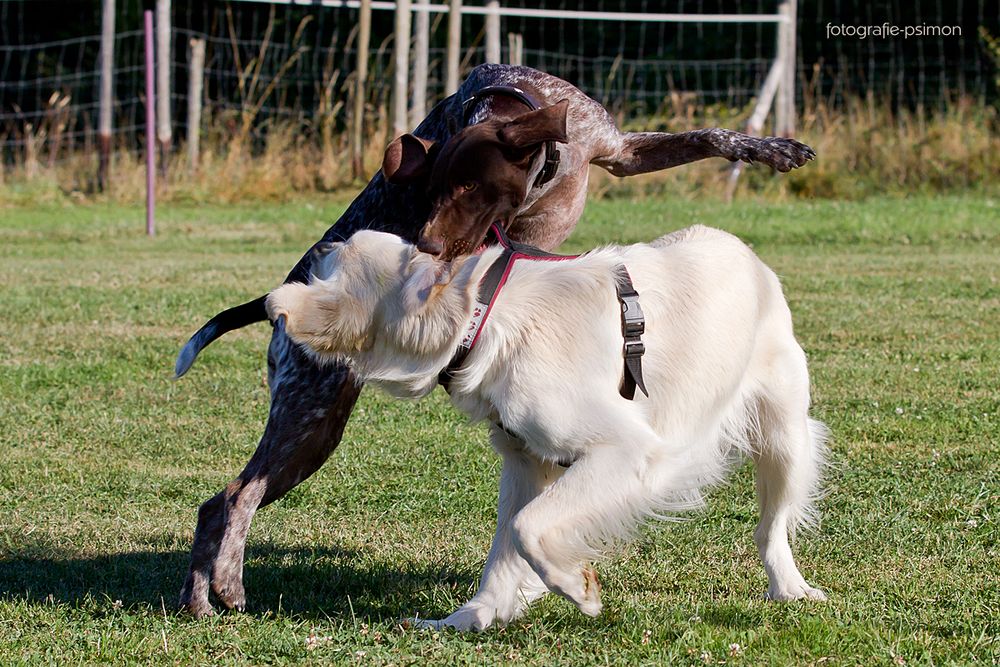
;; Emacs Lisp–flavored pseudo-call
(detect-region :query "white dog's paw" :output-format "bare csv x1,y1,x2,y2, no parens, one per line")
534,564,604,617
406,604,499,633
577,565,604,617
406,617,449,631
767,582,827,602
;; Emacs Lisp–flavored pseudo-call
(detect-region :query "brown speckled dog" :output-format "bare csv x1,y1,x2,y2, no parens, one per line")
174,63,815,618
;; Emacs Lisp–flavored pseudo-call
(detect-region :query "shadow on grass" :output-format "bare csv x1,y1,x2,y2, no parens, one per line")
0,540,476,622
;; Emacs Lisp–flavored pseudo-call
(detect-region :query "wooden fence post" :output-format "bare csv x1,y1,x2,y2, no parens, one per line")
725,58,783,201
786,0,797,135
186,37,205,173
775,0,797,136
393,0,412,137
507,32,522,66
98,0,115,191
485,0,501,63
446,0,462,94
352,0,372,179
155,0,172,175
411,0,430,126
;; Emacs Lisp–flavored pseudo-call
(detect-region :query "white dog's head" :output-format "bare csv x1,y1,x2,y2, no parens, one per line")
265,230,482,396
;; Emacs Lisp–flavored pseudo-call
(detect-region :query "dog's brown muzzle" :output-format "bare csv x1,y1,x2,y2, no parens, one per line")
416,234,445,256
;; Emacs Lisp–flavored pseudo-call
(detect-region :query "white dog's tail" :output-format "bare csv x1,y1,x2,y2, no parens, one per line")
793,417,830,533
754,407,830,541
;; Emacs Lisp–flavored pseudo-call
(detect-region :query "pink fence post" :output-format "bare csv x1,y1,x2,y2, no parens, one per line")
144,7,156,237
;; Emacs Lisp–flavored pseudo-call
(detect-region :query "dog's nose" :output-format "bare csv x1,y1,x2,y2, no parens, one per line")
417,235,444,256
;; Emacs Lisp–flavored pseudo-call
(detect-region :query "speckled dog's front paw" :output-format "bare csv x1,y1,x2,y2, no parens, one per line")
747,137,817,172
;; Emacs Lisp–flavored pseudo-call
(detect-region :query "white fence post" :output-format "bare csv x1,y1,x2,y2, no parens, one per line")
392,0,412,137
186,37,205,173
155,0,172,175
485,0,501,63
446,0,462,94
411,0,430,126
98,0,115,191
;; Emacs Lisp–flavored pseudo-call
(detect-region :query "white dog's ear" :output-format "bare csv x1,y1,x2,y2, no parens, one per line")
402,256,452,312
265,282,309,327
309,240,341,281
266,282,368,355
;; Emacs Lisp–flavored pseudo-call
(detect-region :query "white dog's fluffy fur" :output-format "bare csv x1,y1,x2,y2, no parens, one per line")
266,225,828,631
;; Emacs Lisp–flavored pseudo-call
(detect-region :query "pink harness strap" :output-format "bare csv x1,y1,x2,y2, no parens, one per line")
438,222,647,401
439,222,577,388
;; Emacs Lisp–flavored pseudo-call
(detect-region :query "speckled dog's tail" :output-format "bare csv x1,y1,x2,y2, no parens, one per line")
174,295,268,378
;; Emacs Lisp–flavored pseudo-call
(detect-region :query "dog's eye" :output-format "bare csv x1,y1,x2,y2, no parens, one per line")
459,182,477,193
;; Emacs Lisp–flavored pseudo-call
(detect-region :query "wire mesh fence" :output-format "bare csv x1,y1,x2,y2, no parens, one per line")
1,0,996,172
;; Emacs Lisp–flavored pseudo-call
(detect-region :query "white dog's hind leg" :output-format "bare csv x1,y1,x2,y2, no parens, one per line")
413,427,561,632
753,346,829,601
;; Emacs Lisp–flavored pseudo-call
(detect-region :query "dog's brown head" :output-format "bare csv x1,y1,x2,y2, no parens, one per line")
382,99,570,261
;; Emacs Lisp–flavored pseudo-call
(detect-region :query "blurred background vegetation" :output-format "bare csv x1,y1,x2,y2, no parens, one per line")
1,0,997,204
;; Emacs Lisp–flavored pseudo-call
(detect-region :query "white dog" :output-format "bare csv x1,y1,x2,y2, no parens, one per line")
265,225,828,631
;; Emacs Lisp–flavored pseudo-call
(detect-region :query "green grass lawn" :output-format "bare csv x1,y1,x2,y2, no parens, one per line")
0,194,997,665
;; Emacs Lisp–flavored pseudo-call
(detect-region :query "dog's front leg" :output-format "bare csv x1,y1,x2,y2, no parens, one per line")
179,332,362,618
412,426,562,632
593,128,815,175
509,427,669,618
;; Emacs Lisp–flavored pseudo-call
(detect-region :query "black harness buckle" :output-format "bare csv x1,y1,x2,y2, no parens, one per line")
620,293,645,338
624,339,645,358
615,265,649,400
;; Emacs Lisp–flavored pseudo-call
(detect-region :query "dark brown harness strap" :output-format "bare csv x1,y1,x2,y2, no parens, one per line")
615,265,649,400
437,244,511,389
438,227,648,403
438,223,575,390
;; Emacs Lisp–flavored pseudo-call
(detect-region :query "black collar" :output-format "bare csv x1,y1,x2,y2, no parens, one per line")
461,85,561,189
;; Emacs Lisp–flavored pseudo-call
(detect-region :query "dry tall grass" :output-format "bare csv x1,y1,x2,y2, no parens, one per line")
1,93,996,207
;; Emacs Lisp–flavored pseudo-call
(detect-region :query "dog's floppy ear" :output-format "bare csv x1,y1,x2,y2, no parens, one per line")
266,282,369,356
266,283,305,326
402,255,453,312
382,134,438,184
497,99,570,148
309,241,341,281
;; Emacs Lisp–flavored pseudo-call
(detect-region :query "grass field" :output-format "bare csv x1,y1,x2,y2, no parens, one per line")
1,193,997,665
